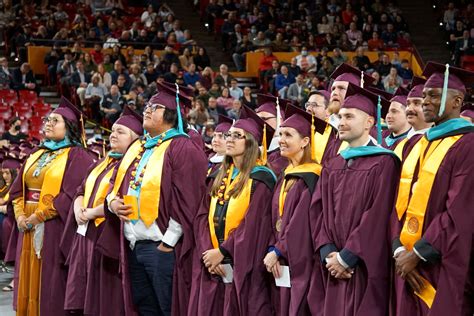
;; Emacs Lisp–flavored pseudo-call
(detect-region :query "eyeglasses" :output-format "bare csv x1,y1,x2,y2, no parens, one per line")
305,102,325,109
224,132,246,140
42,116,63,126
144,103,166,113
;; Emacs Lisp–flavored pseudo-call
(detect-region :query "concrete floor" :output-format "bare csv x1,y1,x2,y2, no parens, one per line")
0,268,15,316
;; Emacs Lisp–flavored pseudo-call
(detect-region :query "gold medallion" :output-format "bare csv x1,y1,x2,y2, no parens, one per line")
276,218,282,232
407,217,419,234
42,194,54,206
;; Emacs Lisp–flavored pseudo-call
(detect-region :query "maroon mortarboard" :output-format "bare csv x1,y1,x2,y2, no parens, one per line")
281,103,328,136
390,86,408,106
256,93,291,118
19,142,34,156
52,96,83,124
236,105,275,146
342,83,390,118
148,82,192,111
161,81,195,98
461,102,474,120
215,114,233,133
407,76,426,99
1,156,22,169
423,62,474,95
115,106,144,136
330,63,375,87
366,87,393,102
309,89,331,103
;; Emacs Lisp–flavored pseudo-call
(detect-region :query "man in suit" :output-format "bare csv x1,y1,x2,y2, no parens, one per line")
71,60,92,106
11,63,38,94
0,57,12,89
287,74,308,105
454,30,474,65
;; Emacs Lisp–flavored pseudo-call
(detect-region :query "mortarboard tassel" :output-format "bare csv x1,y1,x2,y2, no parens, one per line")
311,114,316,161
262,124,267,165
276,97,282,131
80,114,87,148
360,71,365,88
438,64,450,117
102,141,106,158
175,83,184,134
377,96,382,145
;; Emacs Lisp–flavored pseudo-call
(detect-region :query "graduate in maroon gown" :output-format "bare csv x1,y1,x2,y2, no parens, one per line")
392,62,474,316
382,88,411,153
104,82,208,316
208,115,233,174
63,106,143,315
189,108,276,316
308,83,400,316
255,93,290,176
460,102,474,123
8,97,95,315
263,104,322,315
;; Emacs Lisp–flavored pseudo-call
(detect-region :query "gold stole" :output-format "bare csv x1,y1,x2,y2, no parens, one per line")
111,139,173,227
83,157,115,226
399,134,463,308
337,140,349,154
208,175,252,249
278,163,322,217
393,138,408,159
314,124,333,164
22,148,71,212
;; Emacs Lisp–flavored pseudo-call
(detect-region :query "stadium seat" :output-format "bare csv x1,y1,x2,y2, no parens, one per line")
0,89,17,103
18,90,38,103
12,102,33,119
0,103,11,120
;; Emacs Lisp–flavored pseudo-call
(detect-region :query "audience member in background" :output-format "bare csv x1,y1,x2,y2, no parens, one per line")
288,57,301,77
82,53,97,74
57,50,76,86
383,67,403,91
332,48,348,67
85,74,108,117
287,74,308,105
141,5,157,28
184,63,201,88
214,64,235,88
241,86,257,110
317,59,335,81
258,48,278,85
101,84,125,124
1,117,27,144
71,60,92,106
12,63,38,94
264,59,280,93
272,33,290,52
163,62,179,84
110,60,130,86
144,63,159,85
354,46,371,71
229,78,243,100
189,99,210,130
216,87,234,110
296,47,317,73
0,57,12,89
44,43,63,86
368,31,385,51
207,96,227,122
454,30,474,65
116,74,130,96
381,23,398,47
371,71,385,90
208,83,221,99
90,43,104,65
197,87,210,107
375,53,392,77
194,47,211,71
129,63,147,85
95,63,111,90
233,35,255,72
227,98,242,120
397,59,414,80
179,48,194,72
200,67,214,90
275,65,295,98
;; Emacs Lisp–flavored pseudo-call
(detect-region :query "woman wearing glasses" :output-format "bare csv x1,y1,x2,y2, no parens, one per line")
189,107,276,316
263,104,323,315
63,107,143,315
8,97,95,315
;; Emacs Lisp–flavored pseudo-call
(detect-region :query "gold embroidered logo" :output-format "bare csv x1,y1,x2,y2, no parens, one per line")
407,217,419,234
42,194,54,206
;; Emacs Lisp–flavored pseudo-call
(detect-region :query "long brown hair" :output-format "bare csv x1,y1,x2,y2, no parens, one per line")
283,132,314,193
211,131,259,198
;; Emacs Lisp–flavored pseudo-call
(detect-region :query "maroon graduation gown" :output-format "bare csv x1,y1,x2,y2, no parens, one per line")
308,152,400,316
392,132,474,316
8,146,94,315
96,136,208,316
269,174,319,315
188,169,275,316
268,149,288,178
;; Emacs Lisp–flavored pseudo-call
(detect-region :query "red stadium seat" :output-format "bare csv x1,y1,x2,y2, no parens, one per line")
0,103,11,120
18,90,38,103
0,89,17,103
12,102,33,119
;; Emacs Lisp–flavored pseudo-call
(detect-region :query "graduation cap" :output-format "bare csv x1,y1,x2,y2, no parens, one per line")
256,94,292,133
115,106,144,136
342,83,391,144
330,63,375,87
422,62,474,116
390,86,408,106
19,142,34,156
235,105,275,164
215,114,233,133
52,97,87,147
461,102,474,120
1,156,22,170
161,81,194,99
407,76,426,99
366,87,393,102
309,89,331,103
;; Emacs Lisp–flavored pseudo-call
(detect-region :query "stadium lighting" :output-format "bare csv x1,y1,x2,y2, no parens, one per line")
433,5,436,9
439,22,443,26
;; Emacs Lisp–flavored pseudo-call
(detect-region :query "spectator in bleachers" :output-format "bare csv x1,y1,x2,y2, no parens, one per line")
71,60,92,106
189,99,210,130
288,57,302,77
381,23,398,47
83,53,97,74
179,48,194,72
194,47,211,72
383,67,403,92
163,62,179,84
0,57,12,89
2,117,27,144
375,53,392,77
258,47,278,83
275,65,295,98
354,46,371,71
205,83,219,99
180,30,197,48
227,98,242,120
200,67,214,90
101,84,125,124
141,5,157,29
93,18,110,40
287,74,307,105
184,64,201,88
110,45,127,67
144,63,159,84
346,22,362,47
228,24,243,52
397,59,414,80
96,63,112,89
129,63,147,85
214,64,235,88
368,31,384,51
221,12,237,52
371,70,385,90
116,73,130,96
264,59,280,93
216,87,234,110
84,73,108,121
205,0,222,34
454,30,474,65
296,47,317,73
317,58,335,81
44,43,63,86
12,62,38,94
110,60,130,85
317,15,332,35
307,76,323,91
197,86,210,107
160,46,180,72
233,35,255,72
443,2,458,32
337,33,353,51
271,33,289,52
229,78,243,100
332,48,348,67
207,96,227,123
241,86,257,110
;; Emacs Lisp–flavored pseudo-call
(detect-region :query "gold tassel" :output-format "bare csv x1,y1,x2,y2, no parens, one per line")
80,114,87,148
262,124,267,165
311,115,316,161
102,141,106,158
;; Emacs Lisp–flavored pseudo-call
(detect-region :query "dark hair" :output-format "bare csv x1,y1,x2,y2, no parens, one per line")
64,117,83,146
163,108,189,133
9,116,20,126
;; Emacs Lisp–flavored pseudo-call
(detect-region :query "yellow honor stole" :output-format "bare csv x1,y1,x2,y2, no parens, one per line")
337,140,349,154
314,124,333,164
22,148,71,213
83,157,116,226
208,169,252,249
399,134,463,308
393,138,409,159
111,139,172,227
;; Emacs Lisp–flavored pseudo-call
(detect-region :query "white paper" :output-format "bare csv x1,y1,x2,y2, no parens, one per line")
275,265,291,288
221,264,234,284
76,221,89,236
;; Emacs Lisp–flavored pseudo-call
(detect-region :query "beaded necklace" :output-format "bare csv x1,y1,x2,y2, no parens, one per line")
129,133,167,190
216,164,235,205
32,149,65,177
